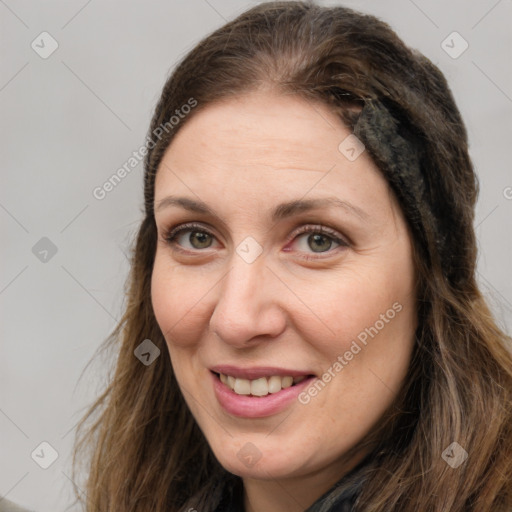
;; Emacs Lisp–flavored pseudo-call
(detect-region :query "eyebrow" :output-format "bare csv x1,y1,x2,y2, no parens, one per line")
154,195,370,222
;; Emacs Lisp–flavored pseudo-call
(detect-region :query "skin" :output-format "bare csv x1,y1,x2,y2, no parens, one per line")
151,88,418,512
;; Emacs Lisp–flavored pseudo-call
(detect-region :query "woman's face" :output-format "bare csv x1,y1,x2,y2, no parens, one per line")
151,90,417,487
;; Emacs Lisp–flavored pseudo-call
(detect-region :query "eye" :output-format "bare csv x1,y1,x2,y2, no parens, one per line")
162,222,349,258
285,224,349,259
163,222,218,251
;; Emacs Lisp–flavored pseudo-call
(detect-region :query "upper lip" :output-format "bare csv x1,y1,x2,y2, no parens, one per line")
210,365,315,380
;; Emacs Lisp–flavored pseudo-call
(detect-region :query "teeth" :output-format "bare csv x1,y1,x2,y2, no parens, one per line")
234,378,251,395
268,375,282,394
251,377,268,396
282,376,293,389
218,373,309,397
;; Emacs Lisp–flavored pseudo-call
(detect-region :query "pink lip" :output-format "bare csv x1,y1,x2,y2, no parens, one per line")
210,371,316,418
210,365,314,380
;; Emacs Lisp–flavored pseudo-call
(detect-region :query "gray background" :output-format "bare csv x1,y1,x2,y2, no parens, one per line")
1,0,511,510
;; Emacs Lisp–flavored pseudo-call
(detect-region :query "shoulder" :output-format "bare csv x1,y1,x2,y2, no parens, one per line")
0,498,34,512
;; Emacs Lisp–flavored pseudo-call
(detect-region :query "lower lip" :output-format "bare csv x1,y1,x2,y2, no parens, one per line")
211,372,316,418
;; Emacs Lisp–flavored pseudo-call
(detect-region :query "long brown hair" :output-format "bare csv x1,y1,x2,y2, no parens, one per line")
72,2,512,510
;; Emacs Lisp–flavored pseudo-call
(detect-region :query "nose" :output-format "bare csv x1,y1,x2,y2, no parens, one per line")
209,254,287,348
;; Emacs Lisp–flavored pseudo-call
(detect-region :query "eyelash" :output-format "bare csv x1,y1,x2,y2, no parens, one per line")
162,222,349,260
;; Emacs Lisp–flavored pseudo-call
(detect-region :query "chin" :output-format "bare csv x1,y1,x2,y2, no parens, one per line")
219,454,302,480
209,435,311,480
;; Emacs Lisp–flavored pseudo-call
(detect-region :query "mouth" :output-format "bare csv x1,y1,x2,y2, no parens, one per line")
211,371,314,397
209,367,317,418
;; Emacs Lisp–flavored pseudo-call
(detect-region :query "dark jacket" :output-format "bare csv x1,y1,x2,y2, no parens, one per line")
214,453,372,512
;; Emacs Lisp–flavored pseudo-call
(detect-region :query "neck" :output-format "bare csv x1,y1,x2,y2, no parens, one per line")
242,451,367,512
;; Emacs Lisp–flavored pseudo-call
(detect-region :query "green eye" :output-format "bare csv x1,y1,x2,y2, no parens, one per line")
164,222,348,259
165,224,216,250
304,233,336,253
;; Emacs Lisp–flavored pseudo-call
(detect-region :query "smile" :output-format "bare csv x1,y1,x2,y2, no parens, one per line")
209,367,317,418
216,372,308,397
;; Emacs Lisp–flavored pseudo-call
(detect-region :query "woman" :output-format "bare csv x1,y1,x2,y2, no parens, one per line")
72,2,512,511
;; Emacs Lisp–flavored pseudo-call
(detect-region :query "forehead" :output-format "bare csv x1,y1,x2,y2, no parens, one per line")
163,91,353,169
154,90,394,221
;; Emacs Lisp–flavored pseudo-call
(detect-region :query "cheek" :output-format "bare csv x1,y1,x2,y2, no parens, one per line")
293,263,413,355
151,255,214,348
290,258,416,413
